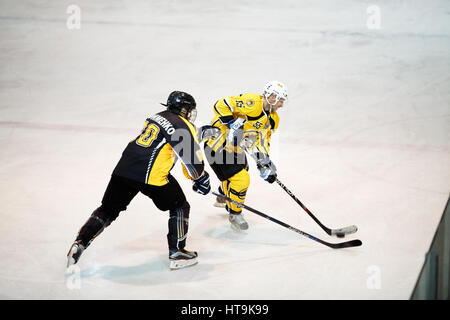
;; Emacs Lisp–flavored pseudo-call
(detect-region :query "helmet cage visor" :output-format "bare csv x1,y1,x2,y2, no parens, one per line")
187,108,197,123
264,90,287,106
264,83,288,106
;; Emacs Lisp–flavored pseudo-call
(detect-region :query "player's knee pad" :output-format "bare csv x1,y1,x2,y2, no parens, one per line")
167,201,190,251
76,207,115,247
229,187,248,201
93,205,120,225
168,201,190,225
222,170,249,214
225,186,247,214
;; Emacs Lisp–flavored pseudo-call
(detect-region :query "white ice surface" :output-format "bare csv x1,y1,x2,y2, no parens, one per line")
0,0,449,299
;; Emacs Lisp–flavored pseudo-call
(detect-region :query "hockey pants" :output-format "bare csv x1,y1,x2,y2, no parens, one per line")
221,168,250,215
75,174,190,252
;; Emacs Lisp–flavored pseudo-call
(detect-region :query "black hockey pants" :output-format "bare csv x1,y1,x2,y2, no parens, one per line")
75,174,190,252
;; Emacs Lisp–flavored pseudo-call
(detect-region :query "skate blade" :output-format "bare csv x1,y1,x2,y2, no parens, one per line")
66,246,78,268
170,258,198,270
230,222,249,231
67,258,76,268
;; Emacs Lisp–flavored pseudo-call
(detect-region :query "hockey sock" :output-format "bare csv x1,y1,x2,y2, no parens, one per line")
167,201,190,252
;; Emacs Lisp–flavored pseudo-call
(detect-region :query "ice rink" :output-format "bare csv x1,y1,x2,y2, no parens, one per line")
0,0,449,299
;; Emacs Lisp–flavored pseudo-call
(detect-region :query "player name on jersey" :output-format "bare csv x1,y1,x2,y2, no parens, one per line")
149,114,176,135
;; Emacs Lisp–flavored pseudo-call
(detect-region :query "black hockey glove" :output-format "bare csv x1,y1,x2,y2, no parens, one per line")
192,171,211,195
257,157,277,184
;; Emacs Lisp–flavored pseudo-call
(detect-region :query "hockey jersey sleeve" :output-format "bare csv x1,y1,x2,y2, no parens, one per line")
181,163,192,180
255,111,280,156
213,97,235,125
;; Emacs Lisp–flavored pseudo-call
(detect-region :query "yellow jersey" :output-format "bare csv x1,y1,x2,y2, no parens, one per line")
205,93,280,156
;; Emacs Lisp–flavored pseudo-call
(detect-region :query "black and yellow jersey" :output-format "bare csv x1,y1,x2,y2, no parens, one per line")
205,93,280,156
113,110,204,186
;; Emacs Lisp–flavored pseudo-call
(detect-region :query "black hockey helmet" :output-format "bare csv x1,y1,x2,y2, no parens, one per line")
161,91,196,114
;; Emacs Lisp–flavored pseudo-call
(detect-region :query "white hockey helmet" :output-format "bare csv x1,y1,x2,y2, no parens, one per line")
263,81,288,105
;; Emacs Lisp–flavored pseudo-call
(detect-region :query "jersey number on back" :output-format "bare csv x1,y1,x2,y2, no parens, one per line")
136,123,159,147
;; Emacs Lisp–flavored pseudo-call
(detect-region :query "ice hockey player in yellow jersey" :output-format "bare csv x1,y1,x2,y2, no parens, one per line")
204,81,288,230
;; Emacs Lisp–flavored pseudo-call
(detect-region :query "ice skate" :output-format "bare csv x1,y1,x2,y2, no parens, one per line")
169,248,198,270
229,213,249,231
213,187,226,208
66,240,85,268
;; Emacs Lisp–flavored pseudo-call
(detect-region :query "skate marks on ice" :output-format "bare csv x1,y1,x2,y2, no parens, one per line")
77,255,214,287
70,236,215,287
201,213,361,267
336,115,450,194
0,243,101,298
333,71,450,194
202,212,302,246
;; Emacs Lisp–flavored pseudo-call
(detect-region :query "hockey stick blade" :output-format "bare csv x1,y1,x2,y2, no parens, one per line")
328,239,362,249
213,192,363,249
276,179,358,237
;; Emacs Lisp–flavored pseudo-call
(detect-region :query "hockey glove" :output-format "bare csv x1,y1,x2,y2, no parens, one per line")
198,125,221,142
192,171,211,195
257,157,277,184
226,118,246,146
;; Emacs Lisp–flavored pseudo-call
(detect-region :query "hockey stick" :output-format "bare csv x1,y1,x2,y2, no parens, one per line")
275,179,358,238
213,192,362,249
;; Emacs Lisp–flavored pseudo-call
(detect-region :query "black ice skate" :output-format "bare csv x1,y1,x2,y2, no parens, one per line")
169,248,198,270
66,240,85,268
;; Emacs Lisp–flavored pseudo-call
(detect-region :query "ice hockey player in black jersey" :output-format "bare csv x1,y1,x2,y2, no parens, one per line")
66,91,211,270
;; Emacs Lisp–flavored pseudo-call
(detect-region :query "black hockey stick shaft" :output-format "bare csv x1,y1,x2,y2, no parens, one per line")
276,179,357,237
213,192,362,249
